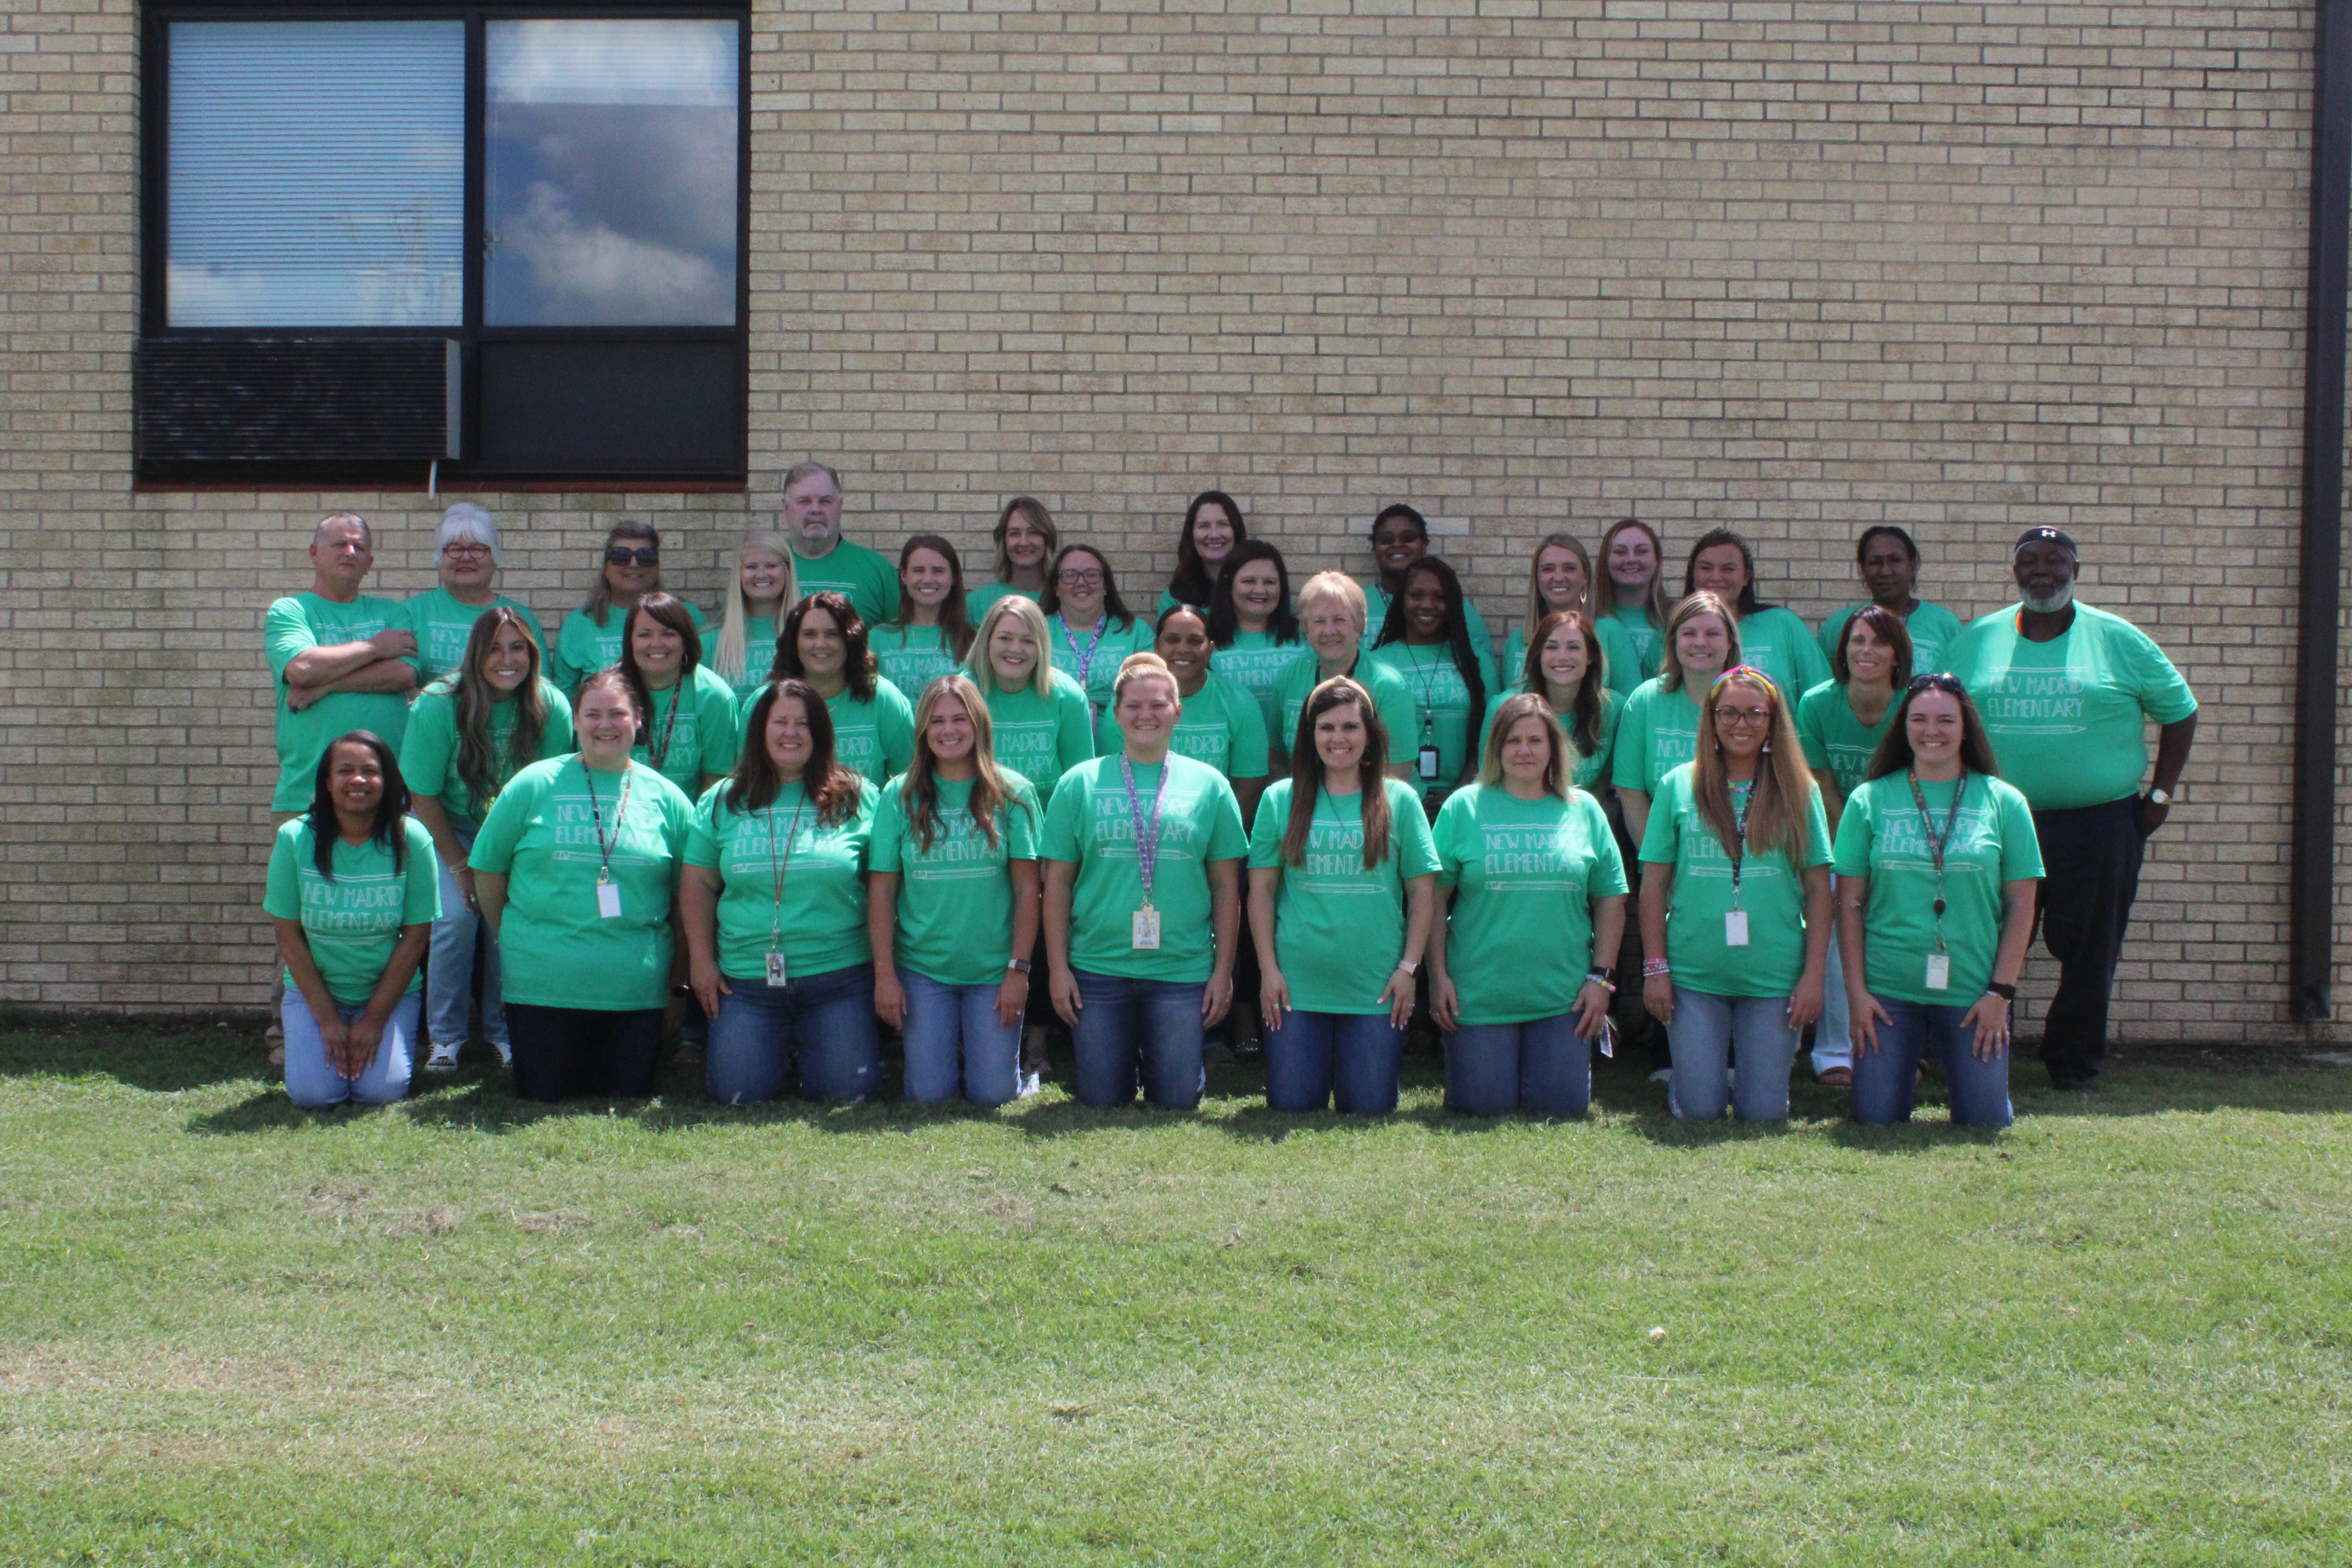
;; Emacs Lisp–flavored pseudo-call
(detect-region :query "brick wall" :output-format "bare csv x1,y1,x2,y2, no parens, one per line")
2,0,2343,1040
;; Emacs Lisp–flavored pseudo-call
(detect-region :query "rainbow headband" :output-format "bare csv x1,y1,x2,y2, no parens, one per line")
1707,665,1780,701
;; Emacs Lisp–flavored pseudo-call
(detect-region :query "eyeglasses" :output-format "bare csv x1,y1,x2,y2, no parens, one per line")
443,543,492,560
1711,706,1771,728
1056,568,1105,587
606,547,658,567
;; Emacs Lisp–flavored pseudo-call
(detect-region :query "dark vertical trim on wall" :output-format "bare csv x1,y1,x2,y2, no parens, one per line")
2292,0,2352,1020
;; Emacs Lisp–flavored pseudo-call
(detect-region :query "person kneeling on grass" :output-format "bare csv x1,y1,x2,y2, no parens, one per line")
1638,667,1833,1122
1833,675,2042,1129
265,731,438,1108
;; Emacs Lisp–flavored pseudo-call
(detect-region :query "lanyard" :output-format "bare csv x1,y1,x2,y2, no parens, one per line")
1059,615,1110,692
1724,779,1755,908
581,762,635,886
765,793,808,955
644,682,684,771
1119,755,1173,906
1400,643,1449,735
1905,769,1969,951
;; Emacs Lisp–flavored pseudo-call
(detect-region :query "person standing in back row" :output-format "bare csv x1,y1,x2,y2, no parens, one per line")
1943,528,2198,1090
779,461,901,630
1815,525,1967,676
401,503,542,683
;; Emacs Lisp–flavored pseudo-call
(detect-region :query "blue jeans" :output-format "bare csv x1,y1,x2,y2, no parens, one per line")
426,822,507,1050
1667,988,1798,1121
902,970,1021,1106
707,963,880,1104
1070,970,1206,1109
1264,1009,1404,1114
1813,900,1850,1076
1446,1013,1592,1117
1852,995,2014,1129
283,989,418,1108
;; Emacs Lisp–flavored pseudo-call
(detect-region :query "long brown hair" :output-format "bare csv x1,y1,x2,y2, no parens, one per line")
1039,544,1138,632
1865,674,2003,782
1830,603,1915,688
768,590,878,702
1690,666,1814,866
728,679,862,825
1658,590,1743,692
891,534,976,663
1515,608,1607,757
1168,489,1248,608
1475,692,1573,801
1521,533,1594,643
1280,676,1394,869
990,495,1058,584
617,593,706,743
1592,517,1672,634
450,606,550,817
582,521,663,627
899,673,1031,853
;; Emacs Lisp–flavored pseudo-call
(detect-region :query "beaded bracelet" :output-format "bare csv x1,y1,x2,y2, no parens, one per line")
1642,957,1672,978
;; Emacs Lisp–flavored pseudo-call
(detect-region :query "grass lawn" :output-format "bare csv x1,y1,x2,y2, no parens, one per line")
0,1017,2347,1566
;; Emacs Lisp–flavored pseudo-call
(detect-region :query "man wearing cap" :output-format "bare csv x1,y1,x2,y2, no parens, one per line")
1945,528,2198,1089
780,460,900,629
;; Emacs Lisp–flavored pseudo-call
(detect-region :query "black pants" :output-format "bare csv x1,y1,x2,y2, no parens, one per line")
506,1003,664,1102
2029,795,2146,1084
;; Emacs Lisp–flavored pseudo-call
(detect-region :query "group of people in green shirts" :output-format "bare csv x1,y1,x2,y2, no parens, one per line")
264,466,2198,1125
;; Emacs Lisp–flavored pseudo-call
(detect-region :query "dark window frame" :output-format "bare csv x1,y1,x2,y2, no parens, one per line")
138,0,751,487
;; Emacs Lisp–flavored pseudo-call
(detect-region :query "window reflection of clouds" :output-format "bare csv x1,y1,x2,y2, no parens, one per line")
485,20,739,327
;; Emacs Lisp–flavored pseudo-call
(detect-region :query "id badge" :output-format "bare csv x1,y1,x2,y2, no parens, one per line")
1132,907,1162,951
1724,909,1750,947
1597,1018,1616,1060
1416,745,1440,781
1925,953,1951,991
766,950,789,988
596,880,623,920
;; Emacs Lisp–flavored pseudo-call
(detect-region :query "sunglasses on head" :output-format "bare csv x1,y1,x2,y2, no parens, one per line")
605,546,658,567
1907,673,1965,695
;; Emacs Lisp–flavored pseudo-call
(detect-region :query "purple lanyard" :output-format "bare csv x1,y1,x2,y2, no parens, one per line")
1060,615,1109,691
1118,755,1172,905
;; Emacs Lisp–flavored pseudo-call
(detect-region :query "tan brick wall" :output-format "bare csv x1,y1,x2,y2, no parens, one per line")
2,0,2343,1040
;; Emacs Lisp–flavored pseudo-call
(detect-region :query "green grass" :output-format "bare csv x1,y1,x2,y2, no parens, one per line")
0,1018,2347,1566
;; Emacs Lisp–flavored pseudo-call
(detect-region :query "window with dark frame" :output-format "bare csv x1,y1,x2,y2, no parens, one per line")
138,3,750,485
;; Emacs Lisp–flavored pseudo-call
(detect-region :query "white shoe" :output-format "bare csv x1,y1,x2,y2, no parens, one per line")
1648,1067,1672,1083
1018,1070,1042,1099
489,1038,513,1068
422,1040,461,1074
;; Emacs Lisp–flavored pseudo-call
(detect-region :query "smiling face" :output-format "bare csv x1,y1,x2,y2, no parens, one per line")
1114,671,1180,748
739,546,790,614
765,693,815,777
2013,541,2079,612
1710,681,1773,764
479,622,535,696
438,535,495,593
1313,698,1369,777
781,471,843,550
603,540,658,600
1499,714,1553,788
1674,612,1731,681
629,615,686,689
1303,598,1361,664
310,519,373,593
1003,514,1049,570
987,617,1038,687
1535,545,1588,611
1906,687,1966,770
925,690,977,765
795,607,847,681
1690,543,1750,601
1844,619,1895,687
575,683,640,766
1156,610,1212,693
1231,559,1282,628
1189,503,1237,568
1538,623,1590,694
326,740,384,821
1371,514,1426,578
902,546,954,612
1401,570,1449,643
1054,551,1107,624
1606,529,1657,592
1860,534,1918,607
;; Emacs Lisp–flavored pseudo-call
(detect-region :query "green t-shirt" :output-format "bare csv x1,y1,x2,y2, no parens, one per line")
468,757,696,1011
1366,640,1500,808
1046,612,1156,718
824,681,917,785
635,666,741,796
1815,598,1967,678
264,816,441,1005
1092,669,1271,778
1247,777,1440,1015
1476,686,1623,793
549,600,710,697
397,677,576,827
1270,655,1421,770
1832,771,2045,1005
1040,754,1249,982
869,775,1042,985
964,580,1040,623
1609,677,1706,795
1944,602,2199,812
1359,582,1496,661
715,613,777,702
263,591,415,813
792,537,901,630
1600,605,1664,689
870,623,962,700
1794,680,1897,803
1215,630,1308,742
400,588,543,683
685,779,875,981
1431,784,1628,1026
1733,606,1833,702
973,671,1099,795
1636,763,1833,999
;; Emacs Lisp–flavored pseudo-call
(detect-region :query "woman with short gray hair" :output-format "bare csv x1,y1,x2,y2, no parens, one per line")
401,504,543,682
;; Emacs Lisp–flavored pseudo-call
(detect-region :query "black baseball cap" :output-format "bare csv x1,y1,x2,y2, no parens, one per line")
2012,526,2078,558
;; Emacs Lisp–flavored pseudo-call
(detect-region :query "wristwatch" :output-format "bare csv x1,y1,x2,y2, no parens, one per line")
1984,980,2018,1001
1005,958,1033,975
1395,959,1421,976
2148,787,2172,807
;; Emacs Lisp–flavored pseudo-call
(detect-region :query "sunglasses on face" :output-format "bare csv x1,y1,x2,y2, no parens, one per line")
606,547,658,567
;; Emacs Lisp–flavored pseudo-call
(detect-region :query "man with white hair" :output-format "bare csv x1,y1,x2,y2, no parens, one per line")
1945,526,2199,1090
781,460,899,629
401,503,544,681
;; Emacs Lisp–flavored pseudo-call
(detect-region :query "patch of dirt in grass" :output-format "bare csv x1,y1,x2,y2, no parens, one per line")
510,1209,593,1236
0,1348,318,1398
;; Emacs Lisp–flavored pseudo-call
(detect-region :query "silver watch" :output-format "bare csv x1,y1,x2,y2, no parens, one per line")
2148,787,2172,807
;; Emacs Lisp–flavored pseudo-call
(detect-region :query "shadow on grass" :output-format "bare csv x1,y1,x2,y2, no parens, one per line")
0,1019,270,1093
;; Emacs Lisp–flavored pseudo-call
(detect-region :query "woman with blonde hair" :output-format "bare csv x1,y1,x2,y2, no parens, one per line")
1267,571,1419,774
870,534,976,697
1592,517,1672,692
1611,590,1742,843
963,594,1097,798
709,530,799,701
549,521,709,696
1427,694,1627,1116
868,674,1043,1105
965,495,1059,621
1637,666,1833,1122
1501,534,1596,684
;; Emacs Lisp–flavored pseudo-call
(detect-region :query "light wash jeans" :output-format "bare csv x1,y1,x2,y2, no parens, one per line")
1446,1013,1592,1117
707,963,880,1105
426,821,507,1052
901,970,1022,1106
283,989,418,1108
1667,987,1798,1122
1070,970,1207,1109
1812,881,1850,1076
1265,1009,1404,1114
1852,995,2014,1129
